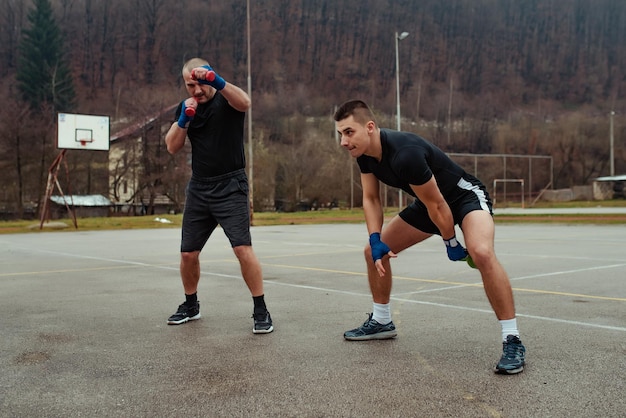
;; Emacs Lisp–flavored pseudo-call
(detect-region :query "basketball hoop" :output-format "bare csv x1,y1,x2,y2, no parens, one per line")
57,113,110,151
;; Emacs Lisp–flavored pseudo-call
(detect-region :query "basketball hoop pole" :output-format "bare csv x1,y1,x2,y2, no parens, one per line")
39,149,78,229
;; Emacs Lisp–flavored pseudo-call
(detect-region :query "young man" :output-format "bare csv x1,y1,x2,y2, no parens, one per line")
333,99,525,374
164,58,273,334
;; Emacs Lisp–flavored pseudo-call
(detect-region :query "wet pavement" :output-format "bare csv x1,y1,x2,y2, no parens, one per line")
1,221,624,417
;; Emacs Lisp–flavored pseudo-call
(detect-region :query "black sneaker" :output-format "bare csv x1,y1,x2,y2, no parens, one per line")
344,313,397,341
167,302,201,325
495,334,526,374
252,311,273,334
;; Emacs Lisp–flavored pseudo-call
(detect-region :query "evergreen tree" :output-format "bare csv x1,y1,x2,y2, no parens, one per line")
17,0,76,113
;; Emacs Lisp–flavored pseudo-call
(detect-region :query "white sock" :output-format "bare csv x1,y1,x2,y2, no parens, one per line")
499,318,520,342
372,303,392,325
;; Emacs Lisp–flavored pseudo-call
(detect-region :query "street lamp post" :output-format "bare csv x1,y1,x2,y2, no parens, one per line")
247,0,253,212
610,110,615,176
395,31,409,211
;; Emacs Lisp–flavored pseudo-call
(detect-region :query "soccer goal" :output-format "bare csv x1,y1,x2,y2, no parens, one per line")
493,179,525,208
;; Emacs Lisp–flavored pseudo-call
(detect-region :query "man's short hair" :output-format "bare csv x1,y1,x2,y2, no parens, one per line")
333,100,377,126
182,58,209,75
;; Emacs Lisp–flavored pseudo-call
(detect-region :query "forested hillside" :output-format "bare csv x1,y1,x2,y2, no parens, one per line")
0,0,624,217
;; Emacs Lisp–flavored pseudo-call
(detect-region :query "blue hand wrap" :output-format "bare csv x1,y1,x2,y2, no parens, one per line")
369,232,391,262
197,65,226,90
177,101,193,128
443,236,467,261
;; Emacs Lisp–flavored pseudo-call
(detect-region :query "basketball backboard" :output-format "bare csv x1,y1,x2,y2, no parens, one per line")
57,113,110,151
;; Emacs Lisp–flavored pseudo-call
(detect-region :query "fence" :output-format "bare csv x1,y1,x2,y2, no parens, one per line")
449,153,553,207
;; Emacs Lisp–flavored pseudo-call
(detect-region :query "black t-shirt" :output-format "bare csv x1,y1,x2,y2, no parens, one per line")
356,129,467,200
174,93,246,177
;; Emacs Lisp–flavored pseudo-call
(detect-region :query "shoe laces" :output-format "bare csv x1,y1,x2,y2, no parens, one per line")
362,314,380,329
503,337,522,358
252,311,268,321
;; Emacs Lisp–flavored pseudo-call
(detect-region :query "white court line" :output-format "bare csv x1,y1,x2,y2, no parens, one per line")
12,245,626,333
393,262,626,297
263,280,626,333
512,263,626,280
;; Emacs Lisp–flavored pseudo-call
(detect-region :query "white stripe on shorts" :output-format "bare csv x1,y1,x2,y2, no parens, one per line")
457,177,490,212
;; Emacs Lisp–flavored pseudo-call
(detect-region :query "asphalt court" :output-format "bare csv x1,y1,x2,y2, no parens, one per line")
0,221,624,417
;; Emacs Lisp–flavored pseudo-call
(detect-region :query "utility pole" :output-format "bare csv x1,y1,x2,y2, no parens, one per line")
247,0,253,212
609,110,615,176
395,31,409,211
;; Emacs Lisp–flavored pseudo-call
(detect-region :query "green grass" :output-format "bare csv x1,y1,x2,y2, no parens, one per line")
1,201,625,234
0,209,368,234
520,200,626,209
0,215,185,234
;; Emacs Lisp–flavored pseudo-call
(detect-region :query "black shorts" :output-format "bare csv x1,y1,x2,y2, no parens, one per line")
181,169,252,252
398,175,493,235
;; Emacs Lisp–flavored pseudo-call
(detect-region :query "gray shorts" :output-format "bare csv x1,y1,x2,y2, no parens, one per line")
399,175,493,235
181,169,252,252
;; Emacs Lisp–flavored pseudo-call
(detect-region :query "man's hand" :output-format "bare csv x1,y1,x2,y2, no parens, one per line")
191,65,226,90
369,232,397,276
177,98,196,128
443,235,468,261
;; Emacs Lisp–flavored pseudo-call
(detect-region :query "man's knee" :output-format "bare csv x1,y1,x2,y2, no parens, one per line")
233,244,254,260
468,244,496,269
181,251,200,264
